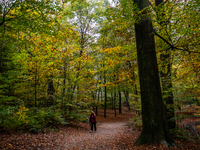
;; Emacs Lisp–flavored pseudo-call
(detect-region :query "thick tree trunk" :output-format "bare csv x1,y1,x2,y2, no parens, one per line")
133,0,177,147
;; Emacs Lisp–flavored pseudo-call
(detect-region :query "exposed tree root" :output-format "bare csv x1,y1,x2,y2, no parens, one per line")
186,121,200,139
159,139,181,149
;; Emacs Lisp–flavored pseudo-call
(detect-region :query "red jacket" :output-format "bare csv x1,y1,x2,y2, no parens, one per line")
90,114,96,123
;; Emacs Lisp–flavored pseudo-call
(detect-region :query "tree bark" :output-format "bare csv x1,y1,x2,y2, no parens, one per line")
124,90,130,110
47,76,55,107
34,65,37,108
114,91,117,117
111,92,114,109
61,57,67,109
118,87,122,113
133,0,177,147
104,66,107,118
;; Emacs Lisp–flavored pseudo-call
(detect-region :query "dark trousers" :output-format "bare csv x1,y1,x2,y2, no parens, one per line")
91,122,96,131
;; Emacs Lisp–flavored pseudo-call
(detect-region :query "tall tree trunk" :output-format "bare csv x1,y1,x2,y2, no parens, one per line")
133,0,177,147
61,58,67,109
111,92,114,109
134,84,139,102
96,88,101,115
34,59,38,108
118,87,122,113
34,63,37,108
104,67,107,118
134,84,138,95
114,91,117,117
47,75,55,107
124,90,130,110
104,85,107,118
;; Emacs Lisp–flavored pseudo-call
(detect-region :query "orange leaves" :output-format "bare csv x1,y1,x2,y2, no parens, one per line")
99,44,137,89
101,46,121,54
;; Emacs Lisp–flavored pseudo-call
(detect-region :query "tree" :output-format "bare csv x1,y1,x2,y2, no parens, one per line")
0,0,60,107
63,0,105,103
133,0,177,147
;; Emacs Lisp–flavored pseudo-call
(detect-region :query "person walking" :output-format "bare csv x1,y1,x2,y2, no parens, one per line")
89,111,97,133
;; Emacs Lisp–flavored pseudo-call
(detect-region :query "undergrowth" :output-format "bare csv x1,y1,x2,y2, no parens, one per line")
127,116,142,130
0,105,90,133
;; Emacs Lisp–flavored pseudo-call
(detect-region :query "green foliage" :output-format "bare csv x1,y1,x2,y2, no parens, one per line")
0,0,199,136
171,126,200,143
171,127,190,141
128,117,142,130
0,105,68,133
69,112,89,122
0,106,29,131
32,107,67,126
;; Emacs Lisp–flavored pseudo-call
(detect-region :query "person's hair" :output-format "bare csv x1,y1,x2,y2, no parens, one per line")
91,111,96,116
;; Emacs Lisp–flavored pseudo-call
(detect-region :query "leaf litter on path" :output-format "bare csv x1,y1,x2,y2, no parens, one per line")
0,108,199,149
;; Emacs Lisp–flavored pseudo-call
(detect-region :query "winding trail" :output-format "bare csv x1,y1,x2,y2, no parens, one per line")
64,122,130,150
1,108,199,149
0,109,137,150
61,109,136,150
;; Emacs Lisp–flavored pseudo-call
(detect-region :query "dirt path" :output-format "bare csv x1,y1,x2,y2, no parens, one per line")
64,122,130,150
62,108,136,150
1,108,199,150
0,109,136,150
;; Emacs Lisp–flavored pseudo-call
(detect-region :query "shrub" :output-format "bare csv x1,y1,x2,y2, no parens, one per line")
128,117,142,130
69,112,89,122
0,106,29,131
27,107,68,133
0,105,68,133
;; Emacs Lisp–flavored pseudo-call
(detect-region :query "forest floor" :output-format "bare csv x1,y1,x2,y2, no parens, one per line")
0,108,200,150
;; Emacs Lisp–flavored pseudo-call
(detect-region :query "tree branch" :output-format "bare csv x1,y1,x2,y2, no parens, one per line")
0,1,17,26
154,30,174,49
154,30,200,54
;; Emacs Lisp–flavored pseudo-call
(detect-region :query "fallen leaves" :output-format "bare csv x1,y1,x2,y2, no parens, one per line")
0,108,199,149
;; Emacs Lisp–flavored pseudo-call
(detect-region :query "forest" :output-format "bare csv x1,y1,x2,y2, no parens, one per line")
0,0,200,149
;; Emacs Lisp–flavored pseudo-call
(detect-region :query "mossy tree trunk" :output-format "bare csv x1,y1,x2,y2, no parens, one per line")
133,0,177,147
